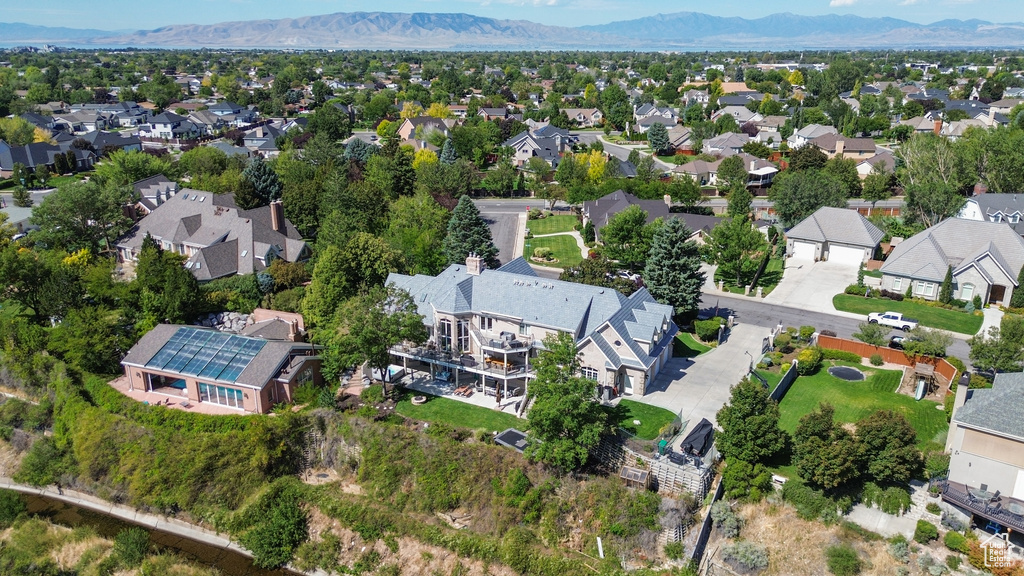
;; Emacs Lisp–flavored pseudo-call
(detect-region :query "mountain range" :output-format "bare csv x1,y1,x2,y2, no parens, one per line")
2,11,1024,50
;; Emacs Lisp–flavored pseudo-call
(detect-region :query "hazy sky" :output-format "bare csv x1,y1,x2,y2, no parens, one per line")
4,0,1018,30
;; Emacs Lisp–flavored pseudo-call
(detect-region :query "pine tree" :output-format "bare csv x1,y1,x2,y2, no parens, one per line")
939,265,953,305
645,218,705,318
239,156,283,208
1012,266,1024,308
439,138,457,165
647,122,669,155
11,186,31,208
442,196,500,268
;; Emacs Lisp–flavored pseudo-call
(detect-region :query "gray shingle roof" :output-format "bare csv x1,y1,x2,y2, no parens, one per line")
785,206,885,248
881,218,1024,283
954,372,1024,441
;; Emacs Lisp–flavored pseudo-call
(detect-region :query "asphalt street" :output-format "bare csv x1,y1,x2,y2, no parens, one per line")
699,292,972,363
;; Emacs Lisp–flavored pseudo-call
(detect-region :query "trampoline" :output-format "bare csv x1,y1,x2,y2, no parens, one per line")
828,366,865,381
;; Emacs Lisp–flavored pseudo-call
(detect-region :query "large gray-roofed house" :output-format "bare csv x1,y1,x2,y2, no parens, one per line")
943,372,1024,531
785,206,884,265
116,189,309,281
120,323,321,414
387,255,676,398
582,191,722,245
958,193,1024,237
879,218,1024,306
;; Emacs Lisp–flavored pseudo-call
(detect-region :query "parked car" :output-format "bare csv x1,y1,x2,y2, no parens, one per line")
888,335,906,350
867,311,918,331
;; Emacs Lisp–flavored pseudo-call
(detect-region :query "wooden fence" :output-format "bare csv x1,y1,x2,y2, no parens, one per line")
817,334,958,388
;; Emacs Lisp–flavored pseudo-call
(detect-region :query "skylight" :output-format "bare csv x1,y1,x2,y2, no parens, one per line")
144,327,266,383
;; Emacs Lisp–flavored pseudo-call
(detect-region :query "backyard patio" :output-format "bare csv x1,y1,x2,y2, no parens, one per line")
107,375,250,416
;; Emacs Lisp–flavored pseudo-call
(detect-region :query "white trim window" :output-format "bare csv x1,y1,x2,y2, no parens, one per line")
961,283,975,302
518,323,531,336
892,278,902,291
457,320,470,352
580,367,599,381
916,282,936,297
438,319,453,351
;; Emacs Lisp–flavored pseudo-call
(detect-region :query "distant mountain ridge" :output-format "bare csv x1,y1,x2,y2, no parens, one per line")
2,11,1024,49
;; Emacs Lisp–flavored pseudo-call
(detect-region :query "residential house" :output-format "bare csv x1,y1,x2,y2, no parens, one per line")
989,98,1024,115
582,190,722,245
755,116,789,133
702,132,749,156
501,129,566,168
561,108,603,128
396,116,456,142
71,101,148,128
479,107,520,121
0,140,95,178
900,116,942,135
681,89,710,105
19,112,55,132
879,218,1024,306
132,174,180,215
140,112,201,140
810,134,877,160
785,206,884,265
242,124,285,157
942,372,1024,537
958,192,1024,237
206,141,253,159
711,106,762,126
387,254,677,398
633,103,678,124
120,323,321,414
855,152,895,180
187,110,227,134
667,126,695,154
633,116,674,134
78,130,142,155
53,110,110,134
787,124,838,148
116,193,310,281
673,158,722,187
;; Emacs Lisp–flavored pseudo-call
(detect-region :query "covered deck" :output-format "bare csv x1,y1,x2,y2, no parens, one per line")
940,480,1024,533
399,371,525,417
390,343,535,381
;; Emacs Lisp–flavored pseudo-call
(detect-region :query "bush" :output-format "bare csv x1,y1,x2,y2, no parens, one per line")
527,208,543,220
845,284,866,295
532,247,554,260
821,349,862,362
943,530,969,554
870,354,884,366
914,519,939,544
946,555,960,570
941,512,966,533
773,332,793,351
879,289,905,301
888,535,910,562
361,385,385,404
946,357,966,379
782,481,834,521
826,544,862,576
799,325,816,342
795,347,823,375
664,541,685,560
861,482,912,516
114,526,150,567
711,501,741,538
722,541,769,572
926,502,941,515
695,317,725,343
722,458,773,501
0,489,26,528
925,453,950,480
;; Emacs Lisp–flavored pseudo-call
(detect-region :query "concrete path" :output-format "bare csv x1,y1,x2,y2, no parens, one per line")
979,306,1004,335
633,323,771,449
844,480,930,540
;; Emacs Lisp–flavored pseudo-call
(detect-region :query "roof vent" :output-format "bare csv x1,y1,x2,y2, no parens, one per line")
194,262,201,269
241,250,248,257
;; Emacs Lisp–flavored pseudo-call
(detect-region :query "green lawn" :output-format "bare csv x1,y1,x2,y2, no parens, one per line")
832,294,984,334
395,390,526,432
713,257,785,296
863,269,883,278
612,399,677,440
526,215,578,235
674,332,711,357
754,369,783,392
777,363,948,448
524,234,582,268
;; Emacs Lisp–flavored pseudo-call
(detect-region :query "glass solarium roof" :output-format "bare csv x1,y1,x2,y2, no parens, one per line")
144,327,266,383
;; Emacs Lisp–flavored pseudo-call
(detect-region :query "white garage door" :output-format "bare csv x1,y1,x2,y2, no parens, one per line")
828,244,865,266
791,241,816,261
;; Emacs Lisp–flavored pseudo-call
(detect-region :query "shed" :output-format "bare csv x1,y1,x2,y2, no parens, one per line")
620,466,651,490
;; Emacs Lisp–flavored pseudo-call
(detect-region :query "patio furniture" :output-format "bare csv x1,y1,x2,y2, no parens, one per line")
180,400,192,408
1007,503,1024,516
991,490,1002,502
985,520,1002,534
969,488,993,501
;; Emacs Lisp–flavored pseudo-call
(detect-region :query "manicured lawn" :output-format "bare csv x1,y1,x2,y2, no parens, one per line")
777,363,947,448
713,257,785,296
832,294,983,334
395,390,526,432
863,269,883,278
674,332,711,357
524,234,582,268
754,369,783,392
612,399,677,440
526,214,578,235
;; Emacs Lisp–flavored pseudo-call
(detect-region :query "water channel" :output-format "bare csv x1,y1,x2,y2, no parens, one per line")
21,492,304,576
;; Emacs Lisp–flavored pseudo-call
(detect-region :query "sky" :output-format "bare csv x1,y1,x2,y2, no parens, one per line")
1,0,1017,30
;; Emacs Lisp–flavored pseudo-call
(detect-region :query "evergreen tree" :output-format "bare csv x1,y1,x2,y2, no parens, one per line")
647,122,669,155
716,377,789,464
1012,265,1024,308
442,196,500,268
939,265,953,305
439,138,457,165
238,156,283,209
644,218,705,318
11,186,31,208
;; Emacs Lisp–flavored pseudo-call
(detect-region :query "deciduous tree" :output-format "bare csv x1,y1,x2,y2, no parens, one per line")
600,204,661,270
702,216,769,288
769,169,848,227
716,377,789,464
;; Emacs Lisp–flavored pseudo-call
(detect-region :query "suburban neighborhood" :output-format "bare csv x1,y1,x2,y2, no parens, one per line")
1,20,1024,576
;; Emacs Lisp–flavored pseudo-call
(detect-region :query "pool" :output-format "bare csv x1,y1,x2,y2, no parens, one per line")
828,366,865,381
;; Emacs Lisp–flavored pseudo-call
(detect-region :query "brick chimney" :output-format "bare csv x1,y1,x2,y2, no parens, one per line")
835,139,845,157
974,182,988,196
270,200,284,232
466,253,484,276
933,119,942,135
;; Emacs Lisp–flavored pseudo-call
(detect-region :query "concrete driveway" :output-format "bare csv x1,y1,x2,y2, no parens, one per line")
763,258,862,317
632,323,770,448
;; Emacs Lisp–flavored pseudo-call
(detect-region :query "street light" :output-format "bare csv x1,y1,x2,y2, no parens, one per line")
744,350,754,372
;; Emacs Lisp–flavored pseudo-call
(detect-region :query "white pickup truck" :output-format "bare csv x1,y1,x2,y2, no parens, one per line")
867,311,919,331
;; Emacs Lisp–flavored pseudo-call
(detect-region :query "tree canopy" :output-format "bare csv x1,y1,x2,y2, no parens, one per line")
715,377,788,464
644,218,704,318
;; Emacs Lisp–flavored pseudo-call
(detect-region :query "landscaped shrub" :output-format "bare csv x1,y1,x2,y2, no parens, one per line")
845,284,866,296
361,385,385,404
926,502,941,515
880,289,905,301
799,325,816,342
710,501,741,538
914,519,939,544
722,458,773,501
821,349,862,362
870,354,884,366
943,531,970,554
695,317,725,343
968,374,992,389
528,208,543,220
941,512,967,532
861,482,912,516
781,481,834,521
795,347,823,375
773,332,793,351
532,247,554,260
888,535,910,562
946,555,961,570
722,541,769,572
826,544,862,576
